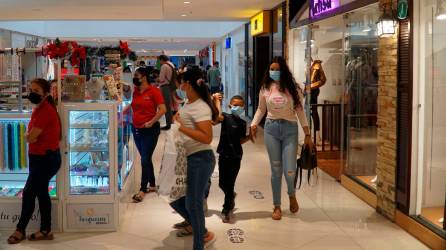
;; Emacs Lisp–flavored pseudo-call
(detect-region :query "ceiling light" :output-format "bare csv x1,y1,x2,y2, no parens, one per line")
184,1,191,4
181,14,187,17
436,0,446,20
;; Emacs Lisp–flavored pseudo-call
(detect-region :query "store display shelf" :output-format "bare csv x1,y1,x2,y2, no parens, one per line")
70,173,110,177
69,146,109,152
0,81,21,84
0,186,57,197
70,124,109,129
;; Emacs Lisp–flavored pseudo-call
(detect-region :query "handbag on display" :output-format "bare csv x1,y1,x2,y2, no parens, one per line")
294,145,318,189
157,124,187,202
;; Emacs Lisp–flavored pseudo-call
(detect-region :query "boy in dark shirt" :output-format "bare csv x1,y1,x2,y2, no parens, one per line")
213,94,251,223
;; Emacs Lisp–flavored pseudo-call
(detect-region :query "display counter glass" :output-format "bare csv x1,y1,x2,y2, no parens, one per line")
68,110,110,195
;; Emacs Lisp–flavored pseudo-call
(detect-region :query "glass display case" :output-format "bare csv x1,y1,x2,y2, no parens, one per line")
117,100,134,191
0,116,58,197
67,110,111,195
62,102,122,232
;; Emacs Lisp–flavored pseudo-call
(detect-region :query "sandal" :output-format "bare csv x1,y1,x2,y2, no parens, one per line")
28,230,54,241
173,220,190,229
272,207,282,220
290,195,299,214
132,193,144,203
146,187,157,193
7,230,25,244
176,226,193,237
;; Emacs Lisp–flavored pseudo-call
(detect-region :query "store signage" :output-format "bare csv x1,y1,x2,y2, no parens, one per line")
67,203,114,229
310,0,341,18
225,37,232,49
397,0,409,20
0,202,59,230
250,11,271,36
73,207,109,225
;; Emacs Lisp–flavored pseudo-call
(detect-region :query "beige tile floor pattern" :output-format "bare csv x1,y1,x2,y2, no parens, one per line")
0,126,428,250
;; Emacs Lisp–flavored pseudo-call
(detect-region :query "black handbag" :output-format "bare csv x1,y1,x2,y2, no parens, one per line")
294,145,318,189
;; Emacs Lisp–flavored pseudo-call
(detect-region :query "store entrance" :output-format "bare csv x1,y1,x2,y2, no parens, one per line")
291,4,380,190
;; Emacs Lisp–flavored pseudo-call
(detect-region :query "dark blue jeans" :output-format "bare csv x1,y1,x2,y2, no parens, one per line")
170,150,215,250
132,122,160,192
17,150,61,232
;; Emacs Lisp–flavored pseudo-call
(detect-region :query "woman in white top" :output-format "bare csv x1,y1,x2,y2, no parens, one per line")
171,68,218,250
251,57,314,220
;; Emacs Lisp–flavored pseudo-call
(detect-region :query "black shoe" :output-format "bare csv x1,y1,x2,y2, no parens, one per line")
222,208,231,223
161,125,171,130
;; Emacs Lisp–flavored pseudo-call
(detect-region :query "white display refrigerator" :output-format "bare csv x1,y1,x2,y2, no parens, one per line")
61,102,120,232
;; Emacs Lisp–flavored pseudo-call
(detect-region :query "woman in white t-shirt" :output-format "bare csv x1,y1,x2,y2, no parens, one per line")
171,68,218,250
251,57,314,220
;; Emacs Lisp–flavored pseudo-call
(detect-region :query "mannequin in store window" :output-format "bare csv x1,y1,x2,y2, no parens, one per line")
310,60,326,145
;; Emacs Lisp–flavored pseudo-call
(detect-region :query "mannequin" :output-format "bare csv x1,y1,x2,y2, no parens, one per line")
310,60,326,145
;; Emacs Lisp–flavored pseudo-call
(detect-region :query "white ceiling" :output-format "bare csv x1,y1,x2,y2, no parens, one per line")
0,0,283,20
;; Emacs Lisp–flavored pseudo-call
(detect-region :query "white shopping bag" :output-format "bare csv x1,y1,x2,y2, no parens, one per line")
157,124,187,202
159,114,167,128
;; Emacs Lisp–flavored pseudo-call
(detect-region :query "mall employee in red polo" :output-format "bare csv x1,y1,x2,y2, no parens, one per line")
131,67,167,203
8,79,61,244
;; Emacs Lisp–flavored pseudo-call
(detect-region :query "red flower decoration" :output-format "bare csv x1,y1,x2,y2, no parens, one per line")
119,40,130,56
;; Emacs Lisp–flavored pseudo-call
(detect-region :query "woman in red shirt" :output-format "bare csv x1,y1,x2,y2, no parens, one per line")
8,79,61,244
131,67,167,202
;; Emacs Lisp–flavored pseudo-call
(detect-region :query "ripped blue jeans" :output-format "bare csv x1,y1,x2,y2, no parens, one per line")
264,119,298,206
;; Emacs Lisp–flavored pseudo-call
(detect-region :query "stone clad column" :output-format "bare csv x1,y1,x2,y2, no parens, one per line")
376,0,399,221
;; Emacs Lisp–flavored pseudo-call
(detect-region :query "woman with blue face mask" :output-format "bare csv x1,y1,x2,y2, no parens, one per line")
250,57,314,220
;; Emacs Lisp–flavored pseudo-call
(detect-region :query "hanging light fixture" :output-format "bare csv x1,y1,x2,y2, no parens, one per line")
437,0,446,20
377,1,397,37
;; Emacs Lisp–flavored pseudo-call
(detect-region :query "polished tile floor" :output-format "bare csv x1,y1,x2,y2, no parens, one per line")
0,127,428,249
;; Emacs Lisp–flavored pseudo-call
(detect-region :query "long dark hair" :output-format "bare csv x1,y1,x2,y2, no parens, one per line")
31,78,57,109
135,66,152,83
31,78,61,140
261,56,302,108
182,68,218,122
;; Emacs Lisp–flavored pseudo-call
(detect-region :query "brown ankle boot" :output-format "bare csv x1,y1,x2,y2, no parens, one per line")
272,206,282,220
290,195,299,214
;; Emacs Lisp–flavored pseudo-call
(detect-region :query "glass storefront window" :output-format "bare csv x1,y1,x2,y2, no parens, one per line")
416,0,446,233
343,7,380,190
247,23,254,118
289,4,380,190
273,6,284,57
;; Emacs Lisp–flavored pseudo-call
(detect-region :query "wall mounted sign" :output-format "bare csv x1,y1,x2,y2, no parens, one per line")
310,0,341,18
225,37,232,49
397,0,409,19
250,11,271,36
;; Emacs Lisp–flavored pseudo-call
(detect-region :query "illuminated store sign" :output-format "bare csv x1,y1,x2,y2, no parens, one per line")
310,0,341,17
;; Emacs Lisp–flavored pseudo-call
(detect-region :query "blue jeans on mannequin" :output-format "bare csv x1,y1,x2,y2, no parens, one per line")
170,150,215,250
264,119,298,206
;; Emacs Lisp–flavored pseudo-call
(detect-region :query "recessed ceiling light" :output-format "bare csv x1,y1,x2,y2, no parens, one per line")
184,1,191,4
181,14,187,17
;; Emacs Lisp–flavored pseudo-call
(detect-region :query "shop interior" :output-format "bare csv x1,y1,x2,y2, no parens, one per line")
291,4,380,191
415,0,446,232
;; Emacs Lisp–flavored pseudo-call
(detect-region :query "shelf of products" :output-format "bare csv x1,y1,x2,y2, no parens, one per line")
68,110,110,195
0,54,31,112
0,118,57,197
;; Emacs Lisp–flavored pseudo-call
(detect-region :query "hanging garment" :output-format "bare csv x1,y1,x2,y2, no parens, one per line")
20,122,26,168
7,123,13,170
3,123,9,170
12,122,19,170
0,123,3,171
